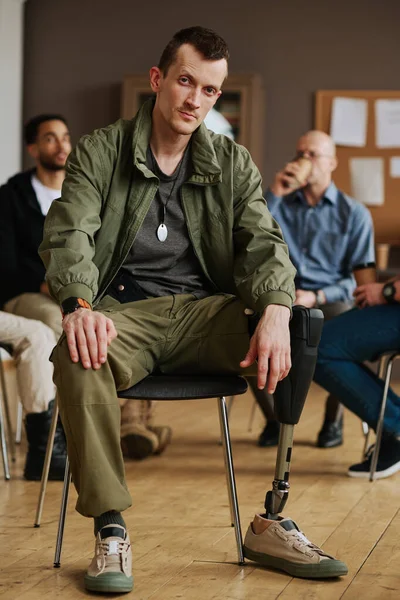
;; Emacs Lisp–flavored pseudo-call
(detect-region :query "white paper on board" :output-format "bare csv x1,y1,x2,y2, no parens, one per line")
390,156,400,178
350,157,384,206
375,100,400,148
330,97,368,147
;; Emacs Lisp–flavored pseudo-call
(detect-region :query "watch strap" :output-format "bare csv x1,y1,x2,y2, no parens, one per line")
383,282,398,304
61,297,92,317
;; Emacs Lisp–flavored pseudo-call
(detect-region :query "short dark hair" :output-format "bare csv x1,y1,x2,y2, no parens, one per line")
24,114,69,145
158,26,229,76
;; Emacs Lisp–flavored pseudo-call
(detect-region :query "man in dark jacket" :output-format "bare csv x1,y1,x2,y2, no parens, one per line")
0,114,71,479
39,26,347,593
0,115,171,460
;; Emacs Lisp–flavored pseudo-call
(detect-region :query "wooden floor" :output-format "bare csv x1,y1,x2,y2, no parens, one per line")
1,383,400,599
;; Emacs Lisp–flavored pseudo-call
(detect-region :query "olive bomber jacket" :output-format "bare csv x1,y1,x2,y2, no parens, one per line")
39,100,296,312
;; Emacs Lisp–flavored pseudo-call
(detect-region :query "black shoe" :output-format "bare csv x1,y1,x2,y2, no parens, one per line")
316,418,343,448
348,434,400,479
258,420,280,447
24,400,67,481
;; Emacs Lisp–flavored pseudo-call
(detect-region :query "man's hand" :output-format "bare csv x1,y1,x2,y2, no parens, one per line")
294,289,318,308
270,161,307,197
240,304,291,394
354,283,385,308
62,308,117,369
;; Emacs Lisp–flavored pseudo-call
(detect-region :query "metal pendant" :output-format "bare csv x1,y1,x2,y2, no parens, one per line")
157,223,168,242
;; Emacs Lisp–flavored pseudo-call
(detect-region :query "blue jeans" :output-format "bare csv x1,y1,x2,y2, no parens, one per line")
314,305,400,435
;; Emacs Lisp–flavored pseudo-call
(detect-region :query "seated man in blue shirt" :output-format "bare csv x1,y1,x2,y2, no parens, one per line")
251,130,375,448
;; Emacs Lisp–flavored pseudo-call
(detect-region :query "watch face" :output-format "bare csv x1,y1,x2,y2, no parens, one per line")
383,283,395,300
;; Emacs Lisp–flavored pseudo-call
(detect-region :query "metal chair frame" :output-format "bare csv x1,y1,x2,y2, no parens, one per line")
0,342,17,480
362,351,400,481
34,377,248,569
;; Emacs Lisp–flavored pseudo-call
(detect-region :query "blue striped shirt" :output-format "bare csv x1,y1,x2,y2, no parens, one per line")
266,182,375,303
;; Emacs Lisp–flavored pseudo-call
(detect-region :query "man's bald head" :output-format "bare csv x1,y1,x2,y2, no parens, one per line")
297,130,336,157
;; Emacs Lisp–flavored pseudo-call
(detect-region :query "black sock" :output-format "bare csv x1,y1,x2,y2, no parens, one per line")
94,511,126,535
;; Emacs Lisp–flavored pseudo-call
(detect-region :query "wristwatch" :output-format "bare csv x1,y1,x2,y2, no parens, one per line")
382,282,398,304
61,297,92,317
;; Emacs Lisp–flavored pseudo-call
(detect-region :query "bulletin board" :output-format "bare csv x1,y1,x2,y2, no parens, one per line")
315,90,400,243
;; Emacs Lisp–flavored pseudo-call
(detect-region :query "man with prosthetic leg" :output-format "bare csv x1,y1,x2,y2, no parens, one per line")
40,26,348,594
244,306,348,578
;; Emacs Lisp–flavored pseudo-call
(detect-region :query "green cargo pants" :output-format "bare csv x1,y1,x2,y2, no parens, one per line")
52,293,255,517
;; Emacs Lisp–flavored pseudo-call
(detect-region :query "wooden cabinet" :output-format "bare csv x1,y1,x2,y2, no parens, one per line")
121,73,264,169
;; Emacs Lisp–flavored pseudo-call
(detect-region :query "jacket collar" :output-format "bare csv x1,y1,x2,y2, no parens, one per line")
131,99,222,185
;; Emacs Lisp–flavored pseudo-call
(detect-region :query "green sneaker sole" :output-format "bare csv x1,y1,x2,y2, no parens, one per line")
84,572,134,593
243,546,348,579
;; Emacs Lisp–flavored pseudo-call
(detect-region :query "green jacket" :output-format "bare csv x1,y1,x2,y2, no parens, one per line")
39,100,296,312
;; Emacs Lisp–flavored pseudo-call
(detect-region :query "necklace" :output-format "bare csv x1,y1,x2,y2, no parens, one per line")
150,147,186,242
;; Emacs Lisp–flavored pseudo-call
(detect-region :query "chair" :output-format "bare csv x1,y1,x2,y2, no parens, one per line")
35,374,248,568
0,342,16,480
363,351,400,481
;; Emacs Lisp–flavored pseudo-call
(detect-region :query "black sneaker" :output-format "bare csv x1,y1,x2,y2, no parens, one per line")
316,418,343,448
348,434,400,479
258,420,280,447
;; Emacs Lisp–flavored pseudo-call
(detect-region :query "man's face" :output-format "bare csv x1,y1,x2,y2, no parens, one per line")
28,120,71,171
295,133,337,186
150,44,227,136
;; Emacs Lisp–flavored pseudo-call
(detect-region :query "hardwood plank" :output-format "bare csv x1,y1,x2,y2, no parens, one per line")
0,385,399,599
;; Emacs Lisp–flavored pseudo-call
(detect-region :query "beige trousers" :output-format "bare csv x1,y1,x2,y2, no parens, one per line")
5,292,63,339
0,311,56,413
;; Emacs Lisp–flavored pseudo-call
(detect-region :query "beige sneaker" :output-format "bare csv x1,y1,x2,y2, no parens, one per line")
85,525,133,593
148,425,173,455
120,423,159,459
243,514,348,579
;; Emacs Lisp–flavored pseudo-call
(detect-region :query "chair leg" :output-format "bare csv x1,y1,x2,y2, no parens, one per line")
16,402,23,444
0,356,16,462
247,399,258,432
363,355,387,459
0,390,10,480
34,398,59,527
217,396,244,565
370,355,395,481
54,456,71,568
226,395,234,418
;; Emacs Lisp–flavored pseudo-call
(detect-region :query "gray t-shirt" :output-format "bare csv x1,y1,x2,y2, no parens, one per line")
120,145,211,299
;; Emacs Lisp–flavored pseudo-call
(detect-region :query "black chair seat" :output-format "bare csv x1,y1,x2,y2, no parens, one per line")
117,374,248,401
0,342,13,356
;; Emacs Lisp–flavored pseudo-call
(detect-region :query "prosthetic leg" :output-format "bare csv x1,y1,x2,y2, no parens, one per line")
265,305,324,519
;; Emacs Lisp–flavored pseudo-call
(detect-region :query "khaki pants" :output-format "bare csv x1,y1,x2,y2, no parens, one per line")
0,311,56,413
52,294,254,517
5,293,63,339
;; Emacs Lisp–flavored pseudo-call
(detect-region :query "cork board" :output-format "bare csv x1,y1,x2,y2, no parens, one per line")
315,90,400,244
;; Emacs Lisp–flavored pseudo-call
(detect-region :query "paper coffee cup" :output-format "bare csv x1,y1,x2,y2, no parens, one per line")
376,244,390,271
353,262,377,286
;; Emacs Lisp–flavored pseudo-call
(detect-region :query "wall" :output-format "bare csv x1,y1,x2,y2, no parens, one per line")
23,0,400,186
0,0,26,184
